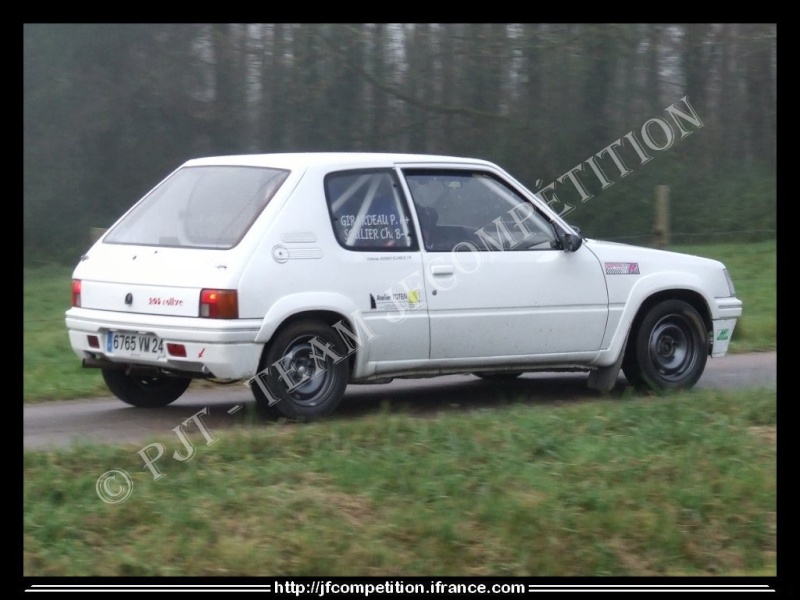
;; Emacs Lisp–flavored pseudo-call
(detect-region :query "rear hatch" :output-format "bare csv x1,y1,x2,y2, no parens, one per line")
75,245,238,317
73,163,291,317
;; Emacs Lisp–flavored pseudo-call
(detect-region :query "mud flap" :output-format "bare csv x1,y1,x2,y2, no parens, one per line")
587,334,628,393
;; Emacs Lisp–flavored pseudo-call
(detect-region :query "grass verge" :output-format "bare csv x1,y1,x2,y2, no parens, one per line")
24,387,776,576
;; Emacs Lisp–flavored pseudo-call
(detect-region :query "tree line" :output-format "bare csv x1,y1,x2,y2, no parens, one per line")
23,23,776,263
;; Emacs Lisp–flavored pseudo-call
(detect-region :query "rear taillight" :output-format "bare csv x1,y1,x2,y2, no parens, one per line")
199,289,238,319
72,280,81,307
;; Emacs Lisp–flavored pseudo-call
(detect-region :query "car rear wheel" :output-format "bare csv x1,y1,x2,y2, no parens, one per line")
102,369,191,407
622,299,709,391
251,320,349,421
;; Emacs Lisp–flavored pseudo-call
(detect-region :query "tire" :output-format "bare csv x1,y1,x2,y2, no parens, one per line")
102,369,191,407
474,372,523,381
622,299,709,391
251,320,349,421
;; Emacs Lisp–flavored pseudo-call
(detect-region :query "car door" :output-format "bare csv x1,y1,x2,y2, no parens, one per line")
401,167,609,361
324,168,429,364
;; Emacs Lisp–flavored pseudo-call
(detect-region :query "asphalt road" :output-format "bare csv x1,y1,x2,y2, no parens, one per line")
23,351,776,450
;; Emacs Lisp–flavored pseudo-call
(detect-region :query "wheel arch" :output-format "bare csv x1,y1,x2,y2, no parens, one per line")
595,286,714,369
258,309,360,376
628,289,713,349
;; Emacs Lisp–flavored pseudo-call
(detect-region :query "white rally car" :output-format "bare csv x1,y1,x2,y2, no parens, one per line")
65,153,742,420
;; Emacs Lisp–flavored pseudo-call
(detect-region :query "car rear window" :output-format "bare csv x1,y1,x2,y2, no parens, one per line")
104,166,289,249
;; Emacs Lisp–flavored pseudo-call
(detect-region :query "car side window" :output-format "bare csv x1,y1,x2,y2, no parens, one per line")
403,169,559,252
325,170,417,251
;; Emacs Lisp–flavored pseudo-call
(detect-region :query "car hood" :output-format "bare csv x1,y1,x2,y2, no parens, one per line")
583,238,726,271
581,238,734,301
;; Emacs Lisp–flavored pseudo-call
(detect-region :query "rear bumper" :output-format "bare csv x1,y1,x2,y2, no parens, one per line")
65,308,263,379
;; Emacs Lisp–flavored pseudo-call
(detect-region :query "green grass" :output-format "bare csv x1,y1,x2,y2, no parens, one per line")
23,387,776,576
23,240,776,402
671,240,776,353
24,264,106,402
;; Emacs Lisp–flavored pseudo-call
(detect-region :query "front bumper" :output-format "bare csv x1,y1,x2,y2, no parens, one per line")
711,297,743,358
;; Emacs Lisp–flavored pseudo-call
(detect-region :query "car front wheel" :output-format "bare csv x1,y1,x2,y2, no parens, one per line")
622,299,709,391
102,369,191,407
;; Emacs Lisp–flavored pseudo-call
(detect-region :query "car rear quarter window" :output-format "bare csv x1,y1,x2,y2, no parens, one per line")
325,170,418,251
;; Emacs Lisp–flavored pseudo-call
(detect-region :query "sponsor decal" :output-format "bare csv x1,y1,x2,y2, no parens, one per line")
370,289,422,310
717,328,730,341
605,262,640,275
375,292,404,310
408,289,420,307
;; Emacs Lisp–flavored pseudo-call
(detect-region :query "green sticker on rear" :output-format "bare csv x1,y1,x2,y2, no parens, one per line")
717,328,730,341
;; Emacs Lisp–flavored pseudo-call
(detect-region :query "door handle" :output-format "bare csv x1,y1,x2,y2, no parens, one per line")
431,265,455,276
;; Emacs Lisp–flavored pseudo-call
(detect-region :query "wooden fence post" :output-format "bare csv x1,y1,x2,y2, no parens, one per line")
653,185,670,248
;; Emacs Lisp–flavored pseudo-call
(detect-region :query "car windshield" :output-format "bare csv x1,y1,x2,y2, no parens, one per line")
104,166,290,249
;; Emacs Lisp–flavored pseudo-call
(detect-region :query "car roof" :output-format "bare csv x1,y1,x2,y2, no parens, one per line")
181,152,497,170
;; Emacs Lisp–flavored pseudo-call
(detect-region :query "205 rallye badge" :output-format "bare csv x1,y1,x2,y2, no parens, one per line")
605,262,640,275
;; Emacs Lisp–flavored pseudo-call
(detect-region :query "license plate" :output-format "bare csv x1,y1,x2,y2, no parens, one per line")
106,332,165,358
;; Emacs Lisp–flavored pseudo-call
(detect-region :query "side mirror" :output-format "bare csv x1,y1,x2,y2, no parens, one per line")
562,232,583,252
555,224,583,252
